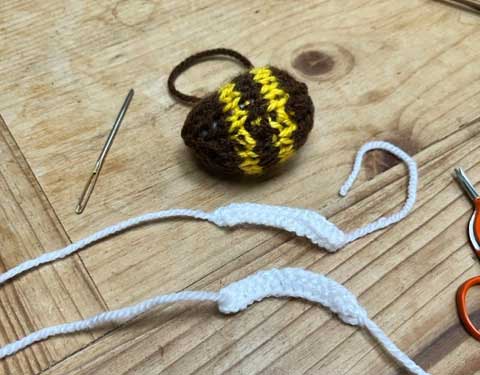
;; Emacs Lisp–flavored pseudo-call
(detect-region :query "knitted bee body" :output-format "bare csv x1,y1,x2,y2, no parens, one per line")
169,49,314,177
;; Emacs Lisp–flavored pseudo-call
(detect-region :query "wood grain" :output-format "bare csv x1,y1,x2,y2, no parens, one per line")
1,0,480,374
0,115,106,375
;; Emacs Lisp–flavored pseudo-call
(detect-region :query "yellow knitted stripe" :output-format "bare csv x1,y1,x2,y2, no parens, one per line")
251,67,297,162
218,82,263,175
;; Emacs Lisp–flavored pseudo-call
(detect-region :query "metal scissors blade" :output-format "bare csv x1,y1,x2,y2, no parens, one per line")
454,168,480,254
455,168,479,201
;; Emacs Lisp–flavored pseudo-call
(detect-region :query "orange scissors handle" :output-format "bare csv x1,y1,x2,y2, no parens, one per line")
457,276,480,340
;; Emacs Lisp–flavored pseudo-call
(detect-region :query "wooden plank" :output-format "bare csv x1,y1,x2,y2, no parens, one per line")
2,0,480,309
0,115,106,375
1,0,480,374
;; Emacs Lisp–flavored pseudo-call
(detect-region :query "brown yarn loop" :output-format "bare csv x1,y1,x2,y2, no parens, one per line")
167,48,254,105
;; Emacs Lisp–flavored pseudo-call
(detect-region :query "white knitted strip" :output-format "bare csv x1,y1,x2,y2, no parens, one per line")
0,268,429,375
218,268,368,325
340,141,418,243
219,268,429,375
212,203,347,250
0,141,417,285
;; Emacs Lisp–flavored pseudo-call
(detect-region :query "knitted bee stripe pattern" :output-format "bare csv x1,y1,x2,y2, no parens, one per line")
218,82,263,175
251,67,297,162
225,70,280,171
169,49,314,176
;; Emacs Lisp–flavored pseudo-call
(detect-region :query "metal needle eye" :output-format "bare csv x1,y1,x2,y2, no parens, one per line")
455,168,479,202
75,89,134,214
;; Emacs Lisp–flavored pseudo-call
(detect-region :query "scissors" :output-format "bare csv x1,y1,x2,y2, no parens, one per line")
455,168,480,340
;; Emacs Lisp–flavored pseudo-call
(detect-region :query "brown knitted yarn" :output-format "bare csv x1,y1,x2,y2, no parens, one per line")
168,48,314,177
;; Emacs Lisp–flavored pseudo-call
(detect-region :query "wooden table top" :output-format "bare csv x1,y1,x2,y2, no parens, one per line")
1,1,480,374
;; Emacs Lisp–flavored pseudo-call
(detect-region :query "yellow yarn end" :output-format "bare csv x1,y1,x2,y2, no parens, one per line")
251,67,298,162
218,82,263,175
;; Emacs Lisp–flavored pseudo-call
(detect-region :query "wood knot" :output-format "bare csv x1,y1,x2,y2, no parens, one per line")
292,50,335,76
364,133,420,179
291,43,355,82
113,0,156,26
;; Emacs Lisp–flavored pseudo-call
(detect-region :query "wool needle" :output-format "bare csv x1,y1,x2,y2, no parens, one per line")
445,0,480,12
75,89,134,214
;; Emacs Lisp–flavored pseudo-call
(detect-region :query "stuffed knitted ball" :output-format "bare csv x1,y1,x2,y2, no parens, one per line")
168,49,314,177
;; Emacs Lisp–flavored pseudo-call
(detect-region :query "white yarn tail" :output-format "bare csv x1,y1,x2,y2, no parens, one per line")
339,141,418,243
0,268,429,375
0,209,212,285
364,319,429,375
0,291,219,359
